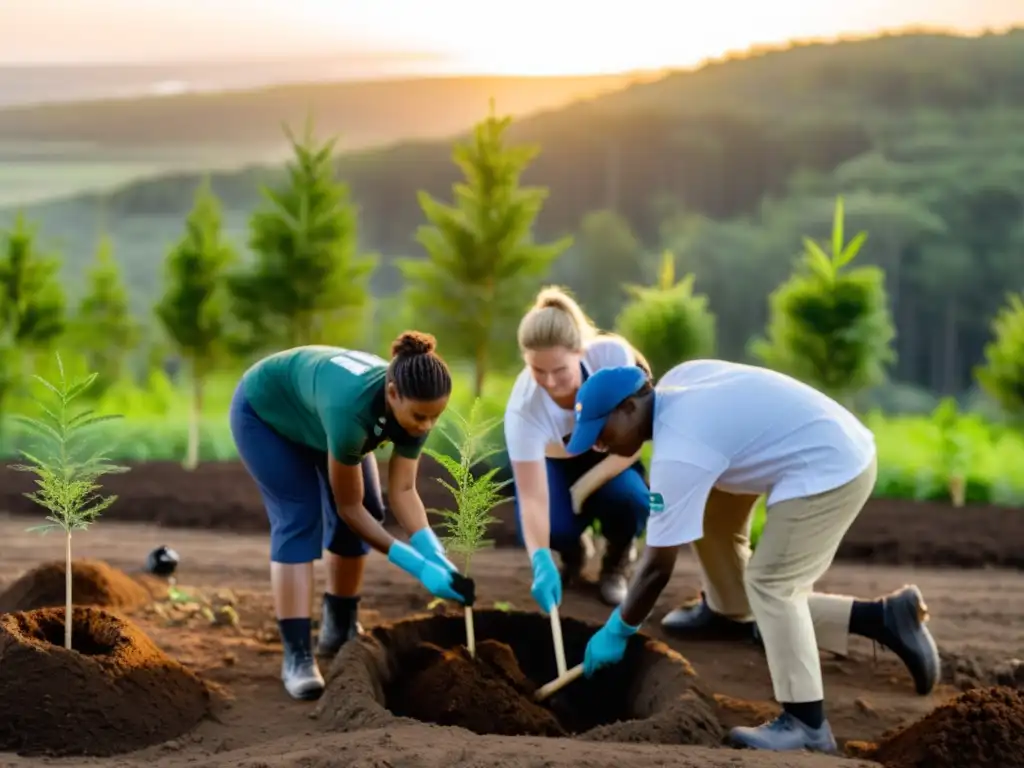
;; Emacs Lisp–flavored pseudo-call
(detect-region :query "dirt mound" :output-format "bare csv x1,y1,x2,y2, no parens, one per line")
0,559,152,614
0,605,211,756
871,686,1024,768
315,609,725,747
389,639,567,736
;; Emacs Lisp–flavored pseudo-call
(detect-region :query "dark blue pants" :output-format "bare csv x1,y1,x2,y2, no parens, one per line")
513,450,650,555
229,384,385,564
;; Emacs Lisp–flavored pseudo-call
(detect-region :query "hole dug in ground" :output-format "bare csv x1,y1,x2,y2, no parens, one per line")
0,605,211,757
0,559,153,614
315,609,725,746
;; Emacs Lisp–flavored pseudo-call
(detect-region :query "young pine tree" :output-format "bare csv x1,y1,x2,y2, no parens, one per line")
975,292,1024,424
398,103,571,396
750,196,896,407
155,179,237,470
0,213,65,438
72,235,140,395
615,250,716,378
229,118,376,352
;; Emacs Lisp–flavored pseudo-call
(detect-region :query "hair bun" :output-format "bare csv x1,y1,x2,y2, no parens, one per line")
391,330,436,357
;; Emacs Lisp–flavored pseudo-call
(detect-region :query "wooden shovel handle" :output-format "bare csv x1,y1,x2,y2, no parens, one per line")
534,663,584,701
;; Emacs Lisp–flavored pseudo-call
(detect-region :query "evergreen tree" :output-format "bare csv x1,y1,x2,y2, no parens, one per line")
615,250,716,378
975,292,1024,422
73,235,140,394
0,213,65,433
155,180,237,470
229,118,376,351
397,104,571,396
750,196,896,406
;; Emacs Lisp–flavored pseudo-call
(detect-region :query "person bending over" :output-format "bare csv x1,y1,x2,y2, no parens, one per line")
506,286,652,609
566,361,940,753
230,332,471,701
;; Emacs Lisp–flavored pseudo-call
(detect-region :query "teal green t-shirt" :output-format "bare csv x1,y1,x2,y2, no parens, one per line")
241,346,427,465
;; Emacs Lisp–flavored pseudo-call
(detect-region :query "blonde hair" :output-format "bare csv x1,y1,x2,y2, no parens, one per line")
517,286,598,353
516,286,655,378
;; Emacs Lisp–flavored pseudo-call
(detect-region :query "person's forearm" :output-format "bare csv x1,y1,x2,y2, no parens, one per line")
572,450,642,501
519,495,550,555
336,502,394,555
389,488,430,536
619,545,678,627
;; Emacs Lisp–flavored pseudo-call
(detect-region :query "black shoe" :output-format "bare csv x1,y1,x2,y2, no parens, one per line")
876,585,941,695
316,593,362,658
281,647,325,700
661,592,758,641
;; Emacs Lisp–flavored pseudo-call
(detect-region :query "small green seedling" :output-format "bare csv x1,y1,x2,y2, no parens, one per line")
424,398,510,657
11,354,128,650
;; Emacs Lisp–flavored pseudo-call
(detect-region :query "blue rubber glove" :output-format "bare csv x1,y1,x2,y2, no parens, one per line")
409,527,456,572
583,607,640,678
388,540,466,603
530,548,562,613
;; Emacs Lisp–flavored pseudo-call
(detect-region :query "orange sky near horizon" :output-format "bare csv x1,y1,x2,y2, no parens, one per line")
2,0,1023,73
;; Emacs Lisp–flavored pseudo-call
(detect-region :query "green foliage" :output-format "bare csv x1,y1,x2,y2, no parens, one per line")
751,196,896,404
11,354,128,534
156,179,237,363
229,118,376,351
72,235,140,393
562,210,647,328
975,292,1024,421
423,398,511,574
0,212,66,431
11,353,128,649
397,104,571,396
615,251,716,378
155,178,238,469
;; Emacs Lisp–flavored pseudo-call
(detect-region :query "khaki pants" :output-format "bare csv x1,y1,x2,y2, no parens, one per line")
692,457,877,703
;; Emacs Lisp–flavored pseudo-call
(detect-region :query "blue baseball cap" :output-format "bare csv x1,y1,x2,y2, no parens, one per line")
566,366,649,455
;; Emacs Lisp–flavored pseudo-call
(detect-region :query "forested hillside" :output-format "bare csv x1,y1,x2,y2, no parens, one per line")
5,29,1024,400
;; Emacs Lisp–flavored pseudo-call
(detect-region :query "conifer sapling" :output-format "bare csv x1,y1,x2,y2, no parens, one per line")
424,398,509,657
11,353,128,650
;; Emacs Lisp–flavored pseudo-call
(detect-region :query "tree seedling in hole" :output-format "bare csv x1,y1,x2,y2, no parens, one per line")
424,398,509,657
11,353,128,650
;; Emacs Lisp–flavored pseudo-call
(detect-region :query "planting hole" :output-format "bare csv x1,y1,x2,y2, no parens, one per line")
320,609,725,746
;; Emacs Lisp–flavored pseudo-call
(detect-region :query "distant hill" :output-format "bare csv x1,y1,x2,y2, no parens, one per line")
0,73,650,153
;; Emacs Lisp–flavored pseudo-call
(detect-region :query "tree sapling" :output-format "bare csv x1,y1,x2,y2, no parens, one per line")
424,398,509,657
11,353,128,650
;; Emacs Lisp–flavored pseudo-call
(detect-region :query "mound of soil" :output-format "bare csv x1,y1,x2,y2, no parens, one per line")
314,609,725,747
389,639,567,737
0,559,152,614
871,686,1024,768
0,605,211,756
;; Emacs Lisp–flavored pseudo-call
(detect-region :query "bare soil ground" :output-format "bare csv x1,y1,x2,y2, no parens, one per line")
2,459,1023,570
2,509,1023,767
2,458,1024,767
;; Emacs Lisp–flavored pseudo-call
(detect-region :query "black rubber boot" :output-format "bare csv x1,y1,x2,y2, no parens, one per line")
316,593,362,658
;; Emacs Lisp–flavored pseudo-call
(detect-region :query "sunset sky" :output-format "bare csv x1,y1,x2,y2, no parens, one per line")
3,0,1023,73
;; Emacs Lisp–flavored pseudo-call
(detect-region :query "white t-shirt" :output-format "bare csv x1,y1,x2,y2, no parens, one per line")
505,336,637,462
646,359,876,548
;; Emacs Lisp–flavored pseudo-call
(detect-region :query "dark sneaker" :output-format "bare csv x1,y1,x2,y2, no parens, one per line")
877,585,941,695
730,713,837,752
281,648,325,701
661,592,758,641
559,539,588,588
